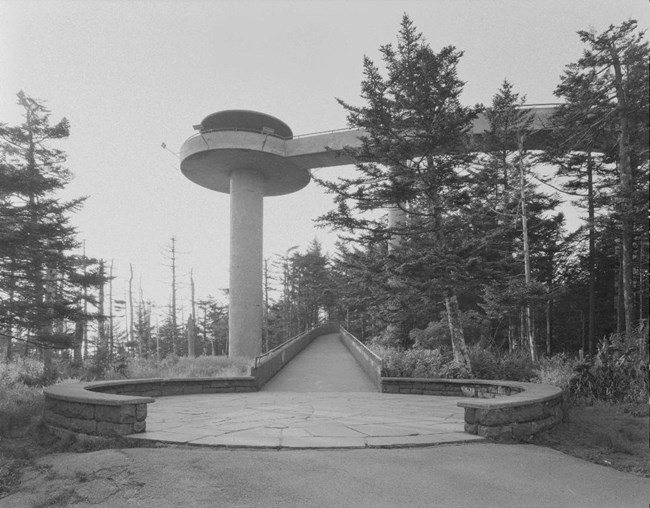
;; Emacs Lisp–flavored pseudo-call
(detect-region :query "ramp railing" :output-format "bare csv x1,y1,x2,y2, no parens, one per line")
339,326,383,390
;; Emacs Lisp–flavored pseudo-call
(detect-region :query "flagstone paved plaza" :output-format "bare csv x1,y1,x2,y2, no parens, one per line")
128,334,485,448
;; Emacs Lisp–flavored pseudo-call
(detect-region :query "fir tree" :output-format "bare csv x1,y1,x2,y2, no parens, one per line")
0,92,86,373
557,20,649,336
315,15,480,368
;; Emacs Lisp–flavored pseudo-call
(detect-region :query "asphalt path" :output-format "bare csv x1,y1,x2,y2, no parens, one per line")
4,443,649,507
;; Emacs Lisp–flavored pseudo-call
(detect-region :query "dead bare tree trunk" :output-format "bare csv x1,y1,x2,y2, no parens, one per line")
42,264,55,379
518,133,537,362
616,248,624,334
188,271,196,358
610,45,636,337
129,263,137,357
82,241,88,360
0,265,15,360
98,260,106,352
108,260,114,358
586,151,596,354
545,297,552,356
171,238,178,355
73,320,83,364
444,288,472,372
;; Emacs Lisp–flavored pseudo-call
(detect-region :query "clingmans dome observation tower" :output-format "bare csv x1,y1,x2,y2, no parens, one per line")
179,107,556,358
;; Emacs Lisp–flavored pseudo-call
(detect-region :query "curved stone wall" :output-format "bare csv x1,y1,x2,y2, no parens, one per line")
43,377,257,437
381,378,563,441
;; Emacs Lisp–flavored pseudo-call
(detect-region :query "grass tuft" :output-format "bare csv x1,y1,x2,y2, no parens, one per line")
0,374,44,437
116,354,253,380
534,353,578,391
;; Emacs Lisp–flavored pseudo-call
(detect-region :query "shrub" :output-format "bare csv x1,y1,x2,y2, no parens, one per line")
84,346,111,380
0,382,43,436
71,353,253,381
569,329,648,403
376,346,472,379
0,357,46,387
118,354,252,379
409,321,451,350
0,361,45,436
375,344,539,381
467,344,535,381
408,311,490,349
534,353,578,391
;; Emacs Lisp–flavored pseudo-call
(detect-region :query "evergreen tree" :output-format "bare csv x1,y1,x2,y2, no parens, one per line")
555,20,649,336
289,239,332,330
315,15,479,368
266,240,335,340
0,92,85,374
132,293,155,358
474,81,565,359
197,296,228,355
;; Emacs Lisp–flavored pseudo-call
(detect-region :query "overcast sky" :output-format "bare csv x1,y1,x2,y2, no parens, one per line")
1,0,648,319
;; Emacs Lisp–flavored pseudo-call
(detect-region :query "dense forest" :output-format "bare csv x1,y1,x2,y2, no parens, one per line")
0,17,647,380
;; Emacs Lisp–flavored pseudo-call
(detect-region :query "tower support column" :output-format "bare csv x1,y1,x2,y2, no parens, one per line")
229,169,264,357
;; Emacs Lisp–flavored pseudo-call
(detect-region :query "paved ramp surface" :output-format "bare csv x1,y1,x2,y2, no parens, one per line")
262,332,377,392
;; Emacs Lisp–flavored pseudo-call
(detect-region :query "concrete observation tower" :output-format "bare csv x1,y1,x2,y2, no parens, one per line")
180,106,557,358
180,110,311,357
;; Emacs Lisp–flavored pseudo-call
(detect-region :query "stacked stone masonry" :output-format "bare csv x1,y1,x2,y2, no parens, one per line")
43,397,149,436
463,397,563,440
43,377,257,437
381,378,563,441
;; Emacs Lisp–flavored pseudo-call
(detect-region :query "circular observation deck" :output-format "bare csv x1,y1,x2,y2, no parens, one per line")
180,110,310,196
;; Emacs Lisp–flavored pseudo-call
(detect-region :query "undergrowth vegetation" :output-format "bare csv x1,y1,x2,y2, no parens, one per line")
0,354,252,439
373,327,648,405
374,346,471,379
0,380,43,437
99,354,253,381
568,331,648,403
0,358,45,437
376,343,538,383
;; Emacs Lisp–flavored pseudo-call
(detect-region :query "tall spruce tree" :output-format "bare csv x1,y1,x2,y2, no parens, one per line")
315,15,479,368
540,86,616,353
556,20,649,337
476,81,563,359
0,92,86,373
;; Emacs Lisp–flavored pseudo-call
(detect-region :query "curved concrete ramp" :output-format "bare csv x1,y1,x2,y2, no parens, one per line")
262,333,377,392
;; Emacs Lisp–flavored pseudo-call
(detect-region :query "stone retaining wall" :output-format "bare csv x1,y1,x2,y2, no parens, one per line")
381,377,563,441
43,377,257,437
462,396,563,440
88,377,258,397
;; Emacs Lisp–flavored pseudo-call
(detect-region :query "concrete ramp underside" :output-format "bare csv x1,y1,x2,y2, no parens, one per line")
262,333,377,392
